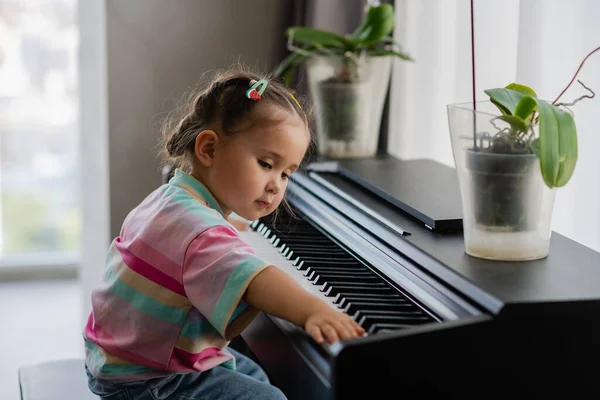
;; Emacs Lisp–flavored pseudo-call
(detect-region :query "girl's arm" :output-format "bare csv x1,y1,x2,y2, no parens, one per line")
243,265,365,344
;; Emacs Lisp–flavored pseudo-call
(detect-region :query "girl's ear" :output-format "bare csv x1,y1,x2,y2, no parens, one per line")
194,130,219,167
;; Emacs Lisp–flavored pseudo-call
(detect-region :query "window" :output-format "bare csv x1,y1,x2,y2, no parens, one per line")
0,0,80,266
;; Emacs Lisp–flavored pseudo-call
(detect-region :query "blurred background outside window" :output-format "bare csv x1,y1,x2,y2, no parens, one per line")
0,0,80,268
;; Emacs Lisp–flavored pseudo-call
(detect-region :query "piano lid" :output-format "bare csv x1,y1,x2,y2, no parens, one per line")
307,155,463,232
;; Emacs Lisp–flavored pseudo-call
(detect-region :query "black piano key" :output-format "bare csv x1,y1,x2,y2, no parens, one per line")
304,262,366,269
336,295,408,308
312,274,381,285
291,251,356,260
290,251,350,260
297,259,361,269
294,259,358,269
274,230,326,238
311,270,377,278
323,281,386,293
305,268,368,281
335,293,408,308
305,266,369,274
272,222,313,229
353,309,425,320
278,237,338,246
289,249,348,258
289,249,350,259
293,255,357,264
305,268,371,280
358,314,432,327
333,292,402,303
324,284,392,297
270,225,313,231
277,242,343,250
344,301,417,315
279,228,326,234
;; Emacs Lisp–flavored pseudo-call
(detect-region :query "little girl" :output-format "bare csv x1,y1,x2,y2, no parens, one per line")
83,67,364,400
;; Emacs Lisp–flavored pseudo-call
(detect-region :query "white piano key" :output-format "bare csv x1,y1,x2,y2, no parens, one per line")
239,228,339,309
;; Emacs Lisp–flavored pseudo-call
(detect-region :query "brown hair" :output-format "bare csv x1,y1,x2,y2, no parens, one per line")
160,65,314,173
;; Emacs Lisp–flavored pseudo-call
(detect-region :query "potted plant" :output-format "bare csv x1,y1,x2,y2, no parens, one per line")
274,2,412,158
447,47,598,261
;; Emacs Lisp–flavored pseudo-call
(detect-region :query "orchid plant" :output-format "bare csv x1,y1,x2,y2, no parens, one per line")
483,46,599,189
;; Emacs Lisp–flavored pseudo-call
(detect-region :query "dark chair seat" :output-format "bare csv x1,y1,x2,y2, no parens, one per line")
18,359,98,400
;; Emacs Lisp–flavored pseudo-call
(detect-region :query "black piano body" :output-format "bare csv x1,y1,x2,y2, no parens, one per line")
237,156,600,399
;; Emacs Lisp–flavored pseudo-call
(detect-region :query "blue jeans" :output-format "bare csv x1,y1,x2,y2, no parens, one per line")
86,347,286,400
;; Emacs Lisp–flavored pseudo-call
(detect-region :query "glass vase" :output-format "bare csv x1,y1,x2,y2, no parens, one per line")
447,101,557,261
306,55,392,158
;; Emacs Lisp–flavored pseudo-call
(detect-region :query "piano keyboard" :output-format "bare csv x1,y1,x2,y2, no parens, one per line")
238,224,338,309
238,211,437,335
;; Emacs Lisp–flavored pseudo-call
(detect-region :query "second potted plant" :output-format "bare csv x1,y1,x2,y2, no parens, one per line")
274,2,412,159
448,47,598,261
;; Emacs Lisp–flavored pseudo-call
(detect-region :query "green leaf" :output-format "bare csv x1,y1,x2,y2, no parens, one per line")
535,100,578,188
273,52,308,85
554,108,577,187
496,115,528,133
505,83,537,98
535,100,560,187
286,27,350,48
490,99,511,115
514,96,537,121
484,88,526,115
349,4,395,45
366,48,413,61
351,26,373,43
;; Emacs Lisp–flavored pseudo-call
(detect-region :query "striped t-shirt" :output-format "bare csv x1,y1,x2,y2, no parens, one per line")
83,169,270,382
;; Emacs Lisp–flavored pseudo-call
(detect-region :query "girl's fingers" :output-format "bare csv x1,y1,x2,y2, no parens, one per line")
331,320,352,340
352,319,366,335
309,325,324,344
308,314,366,345
322,324,339,343
343,319,362,337
337,315,364,338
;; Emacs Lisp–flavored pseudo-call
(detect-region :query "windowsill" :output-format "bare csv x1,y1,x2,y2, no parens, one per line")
0,251,80,281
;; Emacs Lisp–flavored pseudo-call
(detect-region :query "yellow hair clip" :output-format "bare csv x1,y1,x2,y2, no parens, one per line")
289,93,302,110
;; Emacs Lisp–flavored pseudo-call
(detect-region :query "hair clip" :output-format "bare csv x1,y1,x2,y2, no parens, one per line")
246,79,268,100
289,93,302,110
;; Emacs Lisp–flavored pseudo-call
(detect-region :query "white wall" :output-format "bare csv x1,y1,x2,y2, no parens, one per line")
106,0,293,240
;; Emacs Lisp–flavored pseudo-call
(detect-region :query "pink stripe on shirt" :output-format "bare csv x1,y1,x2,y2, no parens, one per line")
170,347,233,371
85,314,167,370
115,237,186,296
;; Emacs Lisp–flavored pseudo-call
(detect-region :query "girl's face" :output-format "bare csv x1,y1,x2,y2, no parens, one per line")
205,107,310,221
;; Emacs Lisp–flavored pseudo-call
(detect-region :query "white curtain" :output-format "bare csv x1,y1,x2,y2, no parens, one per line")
389,0,600,252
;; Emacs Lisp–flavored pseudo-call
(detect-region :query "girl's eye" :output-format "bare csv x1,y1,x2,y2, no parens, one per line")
281,173,290,180
258,160,272,169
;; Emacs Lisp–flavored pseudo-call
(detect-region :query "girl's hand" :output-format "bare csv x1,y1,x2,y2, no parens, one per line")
304,309,366,344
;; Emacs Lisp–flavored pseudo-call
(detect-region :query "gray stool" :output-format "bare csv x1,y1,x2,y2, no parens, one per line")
18,359,98,400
